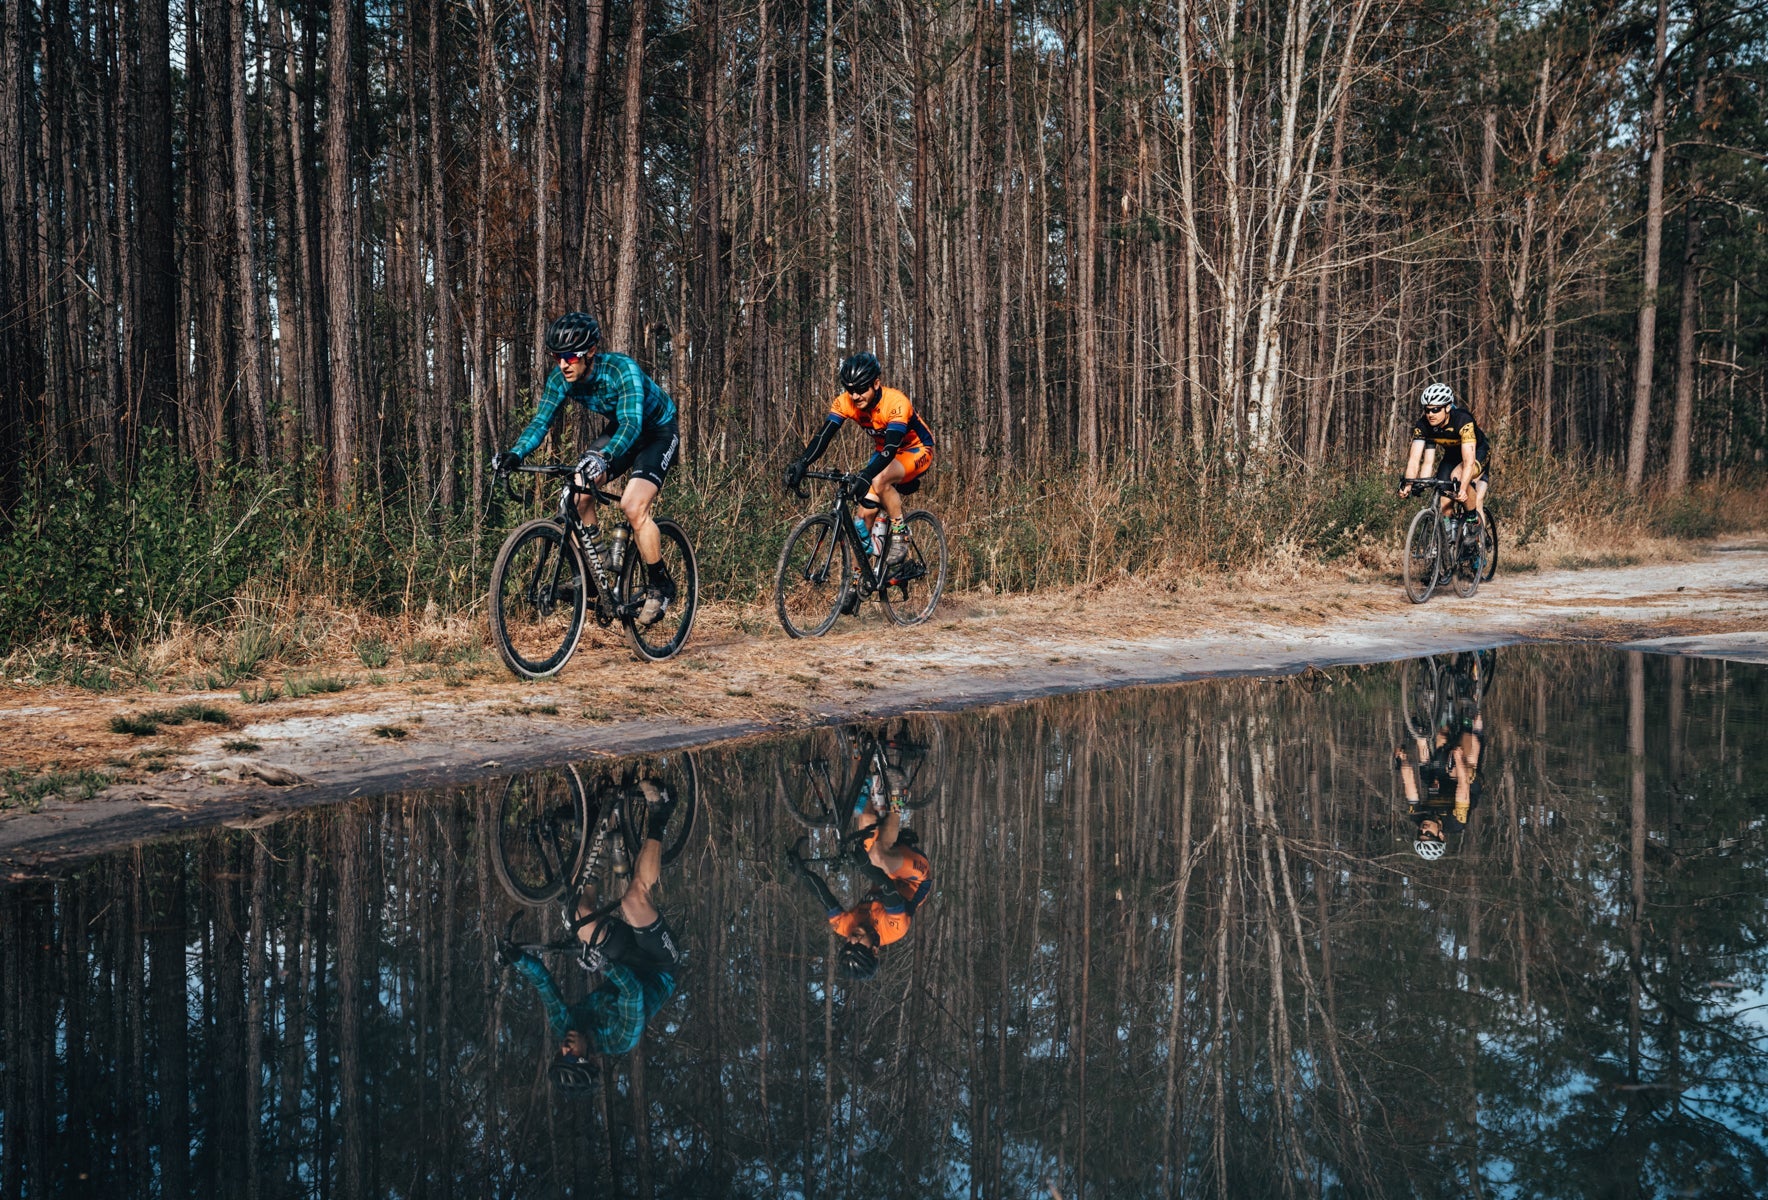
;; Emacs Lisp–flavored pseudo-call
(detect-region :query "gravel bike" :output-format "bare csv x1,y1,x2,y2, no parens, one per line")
491,754,699,925
1399,477,1499,603
774,469,948,636
489,462,699,674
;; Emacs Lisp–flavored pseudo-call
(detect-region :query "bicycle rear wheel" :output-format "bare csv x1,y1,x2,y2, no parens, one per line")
620,518,699,661
490,519,589,679
775,513,852,638
607,752,701,866
491,765,590,905
1401,508,1440,604
879,510,948,626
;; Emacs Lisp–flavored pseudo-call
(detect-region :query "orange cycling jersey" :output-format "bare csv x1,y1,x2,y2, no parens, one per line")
829,386,936,454
828,839,932,947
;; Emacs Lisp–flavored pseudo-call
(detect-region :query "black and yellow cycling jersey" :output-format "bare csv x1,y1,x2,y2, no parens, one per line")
1411,404,1491,473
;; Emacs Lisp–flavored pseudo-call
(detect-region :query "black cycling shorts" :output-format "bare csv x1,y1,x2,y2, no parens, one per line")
602,420,680,489
595,910,683,970
1434,453,1491,486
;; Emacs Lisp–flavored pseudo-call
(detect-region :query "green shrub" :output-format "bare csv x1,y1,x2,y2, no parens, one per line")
356,637,392,668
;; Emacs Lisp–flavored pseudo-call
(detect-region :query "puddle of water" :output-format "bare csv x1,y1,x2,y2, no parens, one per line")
2,645,1766,1198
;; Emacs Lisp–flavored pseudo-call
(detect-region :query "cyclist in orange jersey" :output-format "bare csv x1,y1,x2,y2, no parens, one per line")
786,804,932,981
783,352,935,567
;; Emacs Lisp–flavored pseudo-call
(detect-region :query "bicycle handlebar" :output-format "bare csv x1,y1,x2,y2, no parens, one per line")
492,462,621,505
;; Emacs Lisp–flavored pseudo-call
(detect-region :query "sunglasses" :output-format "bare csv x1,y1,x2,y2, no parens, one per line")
558,351,588,366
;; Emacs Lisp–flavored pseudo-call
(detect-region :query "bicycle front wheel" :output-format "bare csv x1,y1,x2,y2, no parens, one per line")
775,514,853,638
1401,656,1444,741
1401,508,1440,604
1480,512,1499,582
620,518,699,661
879,511,948,626
491,765,590,905
1452,518,1480,598
490,519,589,678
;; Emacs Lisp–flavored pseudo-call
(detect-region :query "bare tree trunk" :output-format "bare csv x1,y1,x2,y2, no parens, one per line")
1667,36,1708,495
230,0,269,461
137,0,177,436
323,0,362,501
609,0,649,351
1624,0,1668,494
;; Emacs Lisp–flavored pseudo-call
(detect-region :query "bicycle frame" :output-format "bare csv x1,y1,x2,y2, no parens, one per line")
796,468,905,597
1402,477,1479,574
501,464,640,624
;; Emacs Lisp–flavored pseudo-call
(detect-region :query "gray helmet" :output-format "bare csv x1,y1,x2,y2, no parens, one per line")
840,352,882,393
1419,382,1454,409
547,312,602,356
1412,837,1446,861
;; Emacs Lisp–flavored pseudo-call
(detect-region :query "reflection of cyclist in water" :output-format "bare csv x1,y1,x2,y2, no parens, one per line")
786,769,933,981
503,782,683,1089
1397,714,1484,860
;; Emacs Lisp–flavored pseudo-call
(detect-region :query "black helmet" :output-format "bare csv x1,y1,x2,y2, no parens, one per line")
549,1057,598,1092
547,312,602,356
838,942,879,980
840,352,881,393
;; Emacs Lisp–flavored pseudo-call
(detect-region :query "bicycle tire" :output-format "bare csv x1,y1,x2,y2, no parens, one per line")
775,513,852,638
778,727,859,826
1401,657,1443,741
620,518,699,661
1480,512,1499,582
1401,508,1440,604
491,765,591,905
879,510,948,626
490,519,589,679
1451,516,1480,598
875,716,947,811
616,751,700,865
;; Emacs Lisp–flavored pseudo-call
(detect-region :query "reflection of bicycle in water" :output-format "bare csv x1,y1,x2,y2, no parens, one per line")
1401,648,1497,741
778,717,947,833
778,718,945,980
490,756,698,1088
1397,652,1491,860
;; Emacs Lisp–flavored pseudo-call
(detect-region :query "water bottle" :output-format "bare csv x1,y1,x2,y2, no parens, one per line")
872,517,888,550
609,525,630,572
852,515,873,553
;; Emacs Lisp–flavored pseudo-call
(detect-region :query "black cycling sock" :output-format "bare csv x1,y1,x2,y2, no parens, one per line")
645,560,676,595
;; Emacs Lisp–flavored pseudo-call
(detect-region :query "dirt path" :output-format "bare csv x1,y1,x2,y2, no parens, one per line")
3,543,1764,872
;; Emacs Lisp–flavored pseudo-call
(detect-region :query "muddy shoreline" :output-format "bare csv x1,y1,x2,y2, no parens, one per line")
3,546,1764,874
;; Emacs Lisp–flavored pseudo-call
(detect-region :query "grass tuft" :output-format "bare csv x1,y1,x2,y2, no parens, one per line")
284,673,350,699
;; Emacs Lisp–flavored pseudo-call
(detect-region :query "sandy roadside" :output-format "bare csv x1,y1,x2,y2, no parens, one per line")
3,542,1765,871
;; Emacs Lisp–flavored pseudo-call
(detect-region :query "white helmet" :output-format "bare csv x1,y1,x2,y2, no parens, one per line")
1412,837,1446,861
1420,382,1455,409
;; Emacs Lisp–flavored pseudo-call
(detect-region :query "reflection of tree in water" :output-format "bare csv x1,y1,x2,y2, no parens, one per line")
2,649,1765,1197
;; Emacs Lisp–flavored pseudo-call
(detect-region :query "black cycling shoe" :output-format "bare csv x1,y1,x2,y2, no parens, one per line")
884,561,926,586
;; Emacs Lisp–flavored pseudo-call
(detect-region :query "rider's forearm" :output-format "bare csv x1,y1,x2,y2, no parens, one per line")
801,417,840,465
863,424,907,477
510,381,567,459
512,955,575,1038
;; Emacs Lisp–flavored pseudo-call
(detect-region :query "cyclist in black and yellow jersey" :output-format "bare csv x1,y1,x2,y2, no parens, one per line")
783,352,935,569
1397,383,1491,531
1396,712,1484,861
